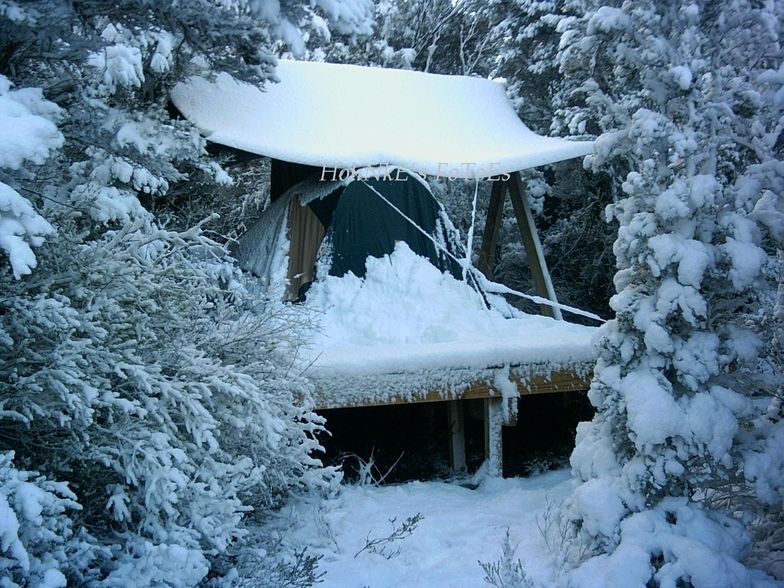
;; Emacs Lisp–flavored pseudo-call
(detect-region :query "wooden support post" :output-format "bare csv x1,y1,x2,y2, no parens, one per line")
484,397,504,477
507,172,563,320
478,180,507,277
447,401,466,472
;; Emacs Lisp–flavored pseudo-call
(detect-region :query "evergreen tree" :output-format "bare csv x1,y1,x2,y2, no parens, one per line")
553,1,784,585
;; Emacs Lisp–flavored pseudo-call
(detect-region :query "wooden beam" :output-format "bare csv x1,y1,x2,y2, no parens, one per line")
484,397,504,477
478,180,507,277
447,401,466,472
313,367,592,410
507,172,562,320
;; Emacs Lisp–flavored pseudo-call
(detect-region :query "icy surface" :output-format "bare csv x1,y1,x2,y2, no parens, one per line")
260,469,572,587
171,60,594,178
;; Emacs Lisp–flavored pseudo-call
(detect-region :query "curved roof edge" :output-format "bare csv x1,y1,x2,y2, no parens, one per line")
171,60,594,179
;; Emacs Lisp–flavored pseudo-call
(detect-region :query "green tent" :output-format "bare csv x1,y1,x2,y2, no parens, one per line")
236,169,466,301
322,172,463,280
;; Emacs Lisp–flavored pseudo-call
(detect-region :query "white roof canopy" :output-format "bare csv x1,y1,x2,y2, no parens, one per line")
171,60,593,179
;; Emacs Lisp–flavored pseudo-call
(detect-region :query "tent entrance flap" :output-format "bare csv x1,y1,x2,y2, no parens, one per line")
286,200,325,301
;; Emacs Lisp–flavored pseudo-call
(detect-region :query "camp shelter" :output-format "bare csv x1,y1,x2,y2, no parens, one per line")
171,60,600,476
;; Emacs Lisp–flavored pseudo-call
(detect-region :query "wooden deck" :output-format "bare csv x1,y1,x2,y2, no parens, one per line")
307,170,598,476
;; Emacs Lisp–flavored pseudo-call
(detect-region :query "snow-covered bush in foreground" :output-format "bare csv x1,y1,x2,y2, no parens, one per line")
0,0,374,584
569,498,758,587
553,1,784,586
1,217,339,583
0,451,98,587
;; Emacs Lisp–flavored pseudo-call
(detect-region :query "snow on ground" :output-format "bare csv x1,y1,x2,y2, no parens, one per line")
263,469,572,587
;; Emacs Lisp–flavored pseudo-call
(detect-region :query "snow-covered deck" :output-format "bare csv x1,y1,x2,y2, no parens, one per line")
305,329,595,410
292,243,597,410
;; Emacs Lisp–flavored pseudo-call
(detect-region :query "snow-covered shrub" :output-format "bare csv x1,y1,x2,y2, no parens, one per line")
354,513,424,560
218,546,325,588
0,451,99,587
0,74,61,278
535,498,589,582
0,217,339,581
0,1,370,584
569,498,762,588
336,449,407,486
102,541,208,588
479,529,536,588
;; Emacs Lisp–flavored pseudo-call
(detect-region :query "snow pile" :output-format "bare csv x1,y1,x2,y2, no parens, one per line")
259,469,573,587
171,60,594,178
299,242,596,377
0,74,61,278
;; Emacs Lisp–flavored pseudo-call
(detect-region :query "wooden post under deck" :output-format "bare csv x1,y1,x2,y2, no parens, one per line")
447,401,466,472
484,397,504,477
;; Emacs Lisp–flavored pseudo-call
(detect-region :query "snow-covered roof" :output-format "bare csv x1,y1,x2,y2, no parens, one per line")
171,60,594,178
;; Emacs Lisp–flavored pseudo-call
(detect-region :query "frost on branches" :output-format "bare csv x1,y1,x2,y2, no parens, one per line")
553,2,784,586
0,1,372,585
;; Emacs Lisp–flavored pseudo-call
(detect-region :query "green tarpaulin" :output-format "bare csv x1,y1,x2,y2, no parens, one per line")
318,172,463,280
